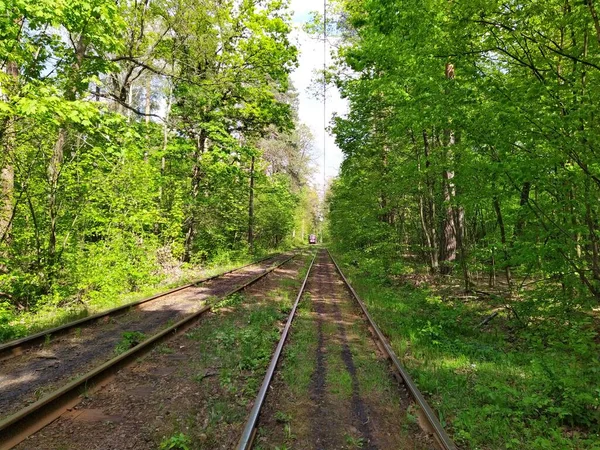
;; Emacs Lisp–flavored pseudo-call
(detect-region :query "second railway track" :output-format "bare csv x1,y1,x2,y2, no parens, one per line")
0,252,296,449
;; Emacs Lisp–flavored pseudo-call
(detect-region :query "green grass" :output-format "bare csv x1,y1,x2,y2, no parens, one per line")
334,252,600,450
188,297,283,396
159,432,191,450
279,293,317,395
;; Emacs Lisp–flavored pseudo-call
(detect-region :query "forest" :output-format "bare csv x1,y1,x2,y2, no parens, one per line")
2,0,600,448
325,0,600,448
0,0,318,339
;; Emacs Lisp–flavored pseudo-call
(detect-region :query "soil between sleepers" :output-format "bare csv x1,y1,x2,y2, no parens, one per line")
14,252,312,450
255,249,432,450
0,254,291,420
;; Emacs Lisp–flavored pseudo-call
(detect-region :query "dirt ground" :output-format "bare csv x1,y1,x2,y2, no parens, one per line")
255,250,434,450
14,253,311,450
0,254,291,419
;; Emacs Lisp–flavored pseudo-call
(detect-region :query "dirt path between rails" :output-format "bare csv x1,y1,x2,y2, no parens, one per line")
255,249,432,450
0,254,292,420
15,253,312,450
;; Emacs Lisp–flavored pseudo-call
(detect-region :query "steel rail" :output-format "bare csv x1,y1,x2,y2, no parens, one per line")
0,253,283,361
237,252,316,450
327,249,457,450
0,254,297,450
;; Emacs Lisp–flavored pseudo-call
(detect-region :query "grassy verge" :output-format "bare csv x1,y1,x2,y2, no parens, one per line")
333,252,600,450
0,250,284,344
278,292,317,396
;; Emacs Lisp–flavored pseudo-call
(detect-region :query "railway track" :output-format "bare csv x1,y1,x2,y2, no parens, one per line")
0,252,296,449
237,248,456,450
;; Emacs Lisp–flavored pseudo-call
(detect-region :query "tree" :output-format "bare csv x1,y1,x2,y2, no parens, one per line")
0,0,309,323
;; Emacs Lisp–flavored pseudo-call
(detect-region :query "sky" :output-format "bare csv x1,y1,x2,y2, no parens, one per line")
288,0,347,194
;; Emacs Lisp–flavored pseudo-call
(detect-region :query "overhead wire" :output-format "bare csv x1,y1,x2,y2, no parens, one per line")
323,0,327,195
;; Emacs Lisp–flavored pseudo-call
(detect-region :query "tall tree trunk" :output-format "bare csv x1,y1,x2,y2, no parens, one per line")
415,130,438,272
0,60,18,256
0,17,22,256
439,165,457,275
584,179,600,281
379,146,390,225
248,155,255,253
451,133,470,290
439,63,458,276
514,182,531,238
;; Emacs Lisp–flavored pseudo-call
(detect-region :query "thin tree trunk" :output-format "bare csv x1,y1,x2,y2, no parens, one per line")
451,127,470,290
493,195,513,289
454,199,470,291
489,249,496,288
145,77,151,124
47,33,87,274
159,88,172,204
248,155,255,253
47,128,66,269
184,131,206,261
419,197,435,269
422,130,439,272
380,146,390,224
586,0,600,43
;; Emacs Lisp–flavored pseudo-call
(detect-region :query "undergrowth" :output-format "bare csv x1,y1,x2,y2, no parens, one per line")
0,249,277,343
334,251,600,450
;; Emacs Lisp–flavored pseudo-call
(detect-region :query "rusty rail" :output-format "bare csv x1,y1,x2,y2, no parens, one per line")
237,252,316,450
0,254,296,450
0,253,283,361
327,249,457,450
237,249,456,450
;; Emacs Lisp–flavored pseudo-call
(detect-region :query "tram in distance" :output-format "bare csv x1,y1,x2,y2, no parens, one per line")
309,234,317,244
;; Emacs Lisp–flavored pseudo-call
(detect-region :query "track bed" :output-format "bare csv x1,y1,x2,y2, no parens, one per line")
253,250,433,449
